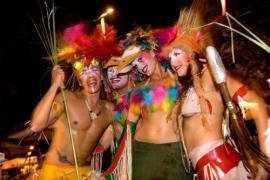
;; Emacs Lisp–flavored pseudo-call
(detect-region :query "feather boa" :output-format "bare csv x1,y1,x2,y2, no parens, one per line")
113,91,131,126
129,77,179,116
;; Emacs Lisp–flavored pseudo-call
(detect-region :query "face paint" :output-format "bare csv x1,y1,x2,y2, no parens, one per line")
79,64,101,94
107,66,129,90
169,48,190,77
132,51,156,76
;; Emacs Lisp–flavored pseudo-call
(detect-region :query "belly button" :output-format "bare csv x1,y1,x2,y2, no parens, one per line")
73,121,78,125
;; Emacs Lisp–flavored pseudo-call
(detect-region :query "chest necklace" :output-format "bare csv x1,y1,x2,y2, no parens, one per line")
84,98,103,120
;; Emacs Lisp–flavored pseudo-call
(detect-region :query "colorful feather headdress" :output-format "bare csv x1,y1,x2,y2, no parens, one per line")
162,0,211,58
122,27,158,52
113,26,178,74
57,22,122,72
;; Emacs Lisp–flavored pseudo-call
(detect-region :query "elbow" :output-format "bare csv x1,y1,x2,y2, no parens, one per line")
30,114,46,133
29,122,43,133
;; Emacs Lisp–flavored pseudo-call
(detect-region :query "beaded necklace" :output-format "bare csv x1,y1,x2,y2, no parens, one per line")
84,98,102,120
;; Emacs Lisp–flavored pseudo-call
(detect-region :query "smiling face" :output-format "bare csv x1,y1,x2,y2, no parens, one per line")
78,64,102,94
169,48,191,77
107,66,129,90
132,51,156,76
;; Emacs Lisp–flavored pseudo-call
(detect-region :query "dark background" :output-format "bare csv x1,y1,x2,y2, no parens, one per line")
0,0,269,139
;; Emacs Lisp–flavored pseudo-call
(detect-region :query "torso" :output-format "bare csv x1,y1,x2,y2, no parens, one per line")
181,69,225,152
132,74,180,143
45,90,114,166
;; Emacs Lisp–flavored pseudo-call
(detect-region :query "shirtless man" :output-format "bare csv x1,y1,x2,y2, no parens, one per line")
30,61,114,179
30,23,119,179
119,29,193,179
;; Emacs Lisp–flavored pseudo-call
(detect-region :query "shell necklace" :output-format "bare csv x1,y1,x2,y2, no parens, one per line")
84,98,102,120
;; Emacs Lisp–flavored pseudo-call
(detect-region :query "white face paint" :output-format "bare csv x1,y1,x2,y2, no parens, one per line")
79,64,101,94
107,66,129,90
132,51,156,76
169,48,190,77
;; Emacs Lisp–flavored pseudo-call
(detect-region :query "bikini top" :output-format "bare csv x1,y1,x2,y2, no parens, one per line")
129,77,179,117
181,87,201,116
181,85,248,116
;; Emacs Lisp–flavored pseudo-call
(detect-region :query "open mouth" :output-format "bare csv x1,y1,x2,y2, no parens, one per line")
174,65,182,72
110,78,121,84
87,77,97,87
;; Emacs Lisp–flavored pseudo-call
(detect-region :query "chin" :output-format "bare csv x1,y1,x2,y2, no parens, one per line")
112,85,119,90
176,73,185,77
88,88,99,94
147,70,154,76
177,70,188,77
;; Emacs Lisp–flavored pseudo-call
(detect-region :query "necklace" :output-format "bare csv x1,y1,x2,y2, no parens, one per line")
84,98,102,120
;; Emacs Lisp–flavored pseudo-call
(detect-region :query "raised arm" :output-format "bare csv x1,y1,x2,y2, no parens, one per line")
30,65,65,132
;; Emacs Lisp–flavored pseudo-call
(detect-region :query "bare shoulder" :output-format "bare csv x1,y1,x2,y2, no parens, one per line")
103,100,114,111
54,90,79,105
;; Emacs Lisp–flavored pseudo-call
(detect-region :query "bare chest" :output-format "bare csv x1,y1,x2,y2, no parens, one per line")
59,99,97,131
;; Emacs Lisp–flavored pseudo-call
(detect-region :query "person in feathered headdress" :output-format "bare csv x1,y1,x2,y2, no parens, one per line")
162,0,270,179
30,22,122,179
112,26,193,179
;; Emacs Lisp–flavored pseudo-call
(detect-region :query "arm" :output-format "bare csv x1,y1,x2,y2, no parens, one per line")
30,65,65,132
227,75,269,179
126,105,140,137
97,102,121,150
98,125,115,150
227,75,269,153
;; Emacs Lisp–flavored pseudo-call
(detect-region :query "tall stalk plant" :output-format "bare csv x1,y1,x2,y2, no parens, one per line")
30,1,80,179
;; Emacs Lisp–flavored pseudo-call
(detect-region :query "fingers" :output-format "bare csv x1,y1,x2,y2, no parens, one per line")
51,65,65,87
53,65,64,74
199,58,207,63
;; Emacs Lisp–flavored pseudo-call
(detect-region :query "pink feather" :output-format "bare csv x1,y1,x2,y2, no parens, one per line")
152,87,166,105
63,22,89,44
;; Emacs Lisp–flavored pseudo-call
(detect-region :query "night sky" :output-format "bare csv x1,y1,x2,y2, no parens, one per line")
0,0,269,138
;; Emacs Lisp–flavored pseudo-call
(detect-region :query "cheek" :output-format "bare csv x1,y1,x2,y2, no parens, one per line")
107,73,114,80
79,74,87,82
170,58,180,68
108,78,114,85
171,55,188,66
117,77,128,87
120,75,128,83
137,61,145,68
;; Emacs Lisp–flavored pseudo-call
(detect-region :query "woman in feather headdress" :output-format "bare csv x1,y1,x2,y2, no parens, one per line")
30,22,122,179
110,26,193,179
162,0,270,179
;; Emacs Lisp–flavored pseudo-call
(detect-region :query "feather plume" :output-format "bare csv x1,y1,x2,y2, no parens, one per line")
59,23,122,67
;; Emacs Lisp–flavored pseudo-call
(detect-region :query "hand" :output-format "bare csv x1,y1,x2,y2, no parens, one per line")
254,163,269,180
51,65,65,88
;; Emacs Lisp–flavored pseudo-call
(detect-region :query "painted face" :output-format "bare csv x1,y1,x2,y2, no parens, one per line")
79,64,102,94
107,66,129,90
169,48,190,77
132,51,156,76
